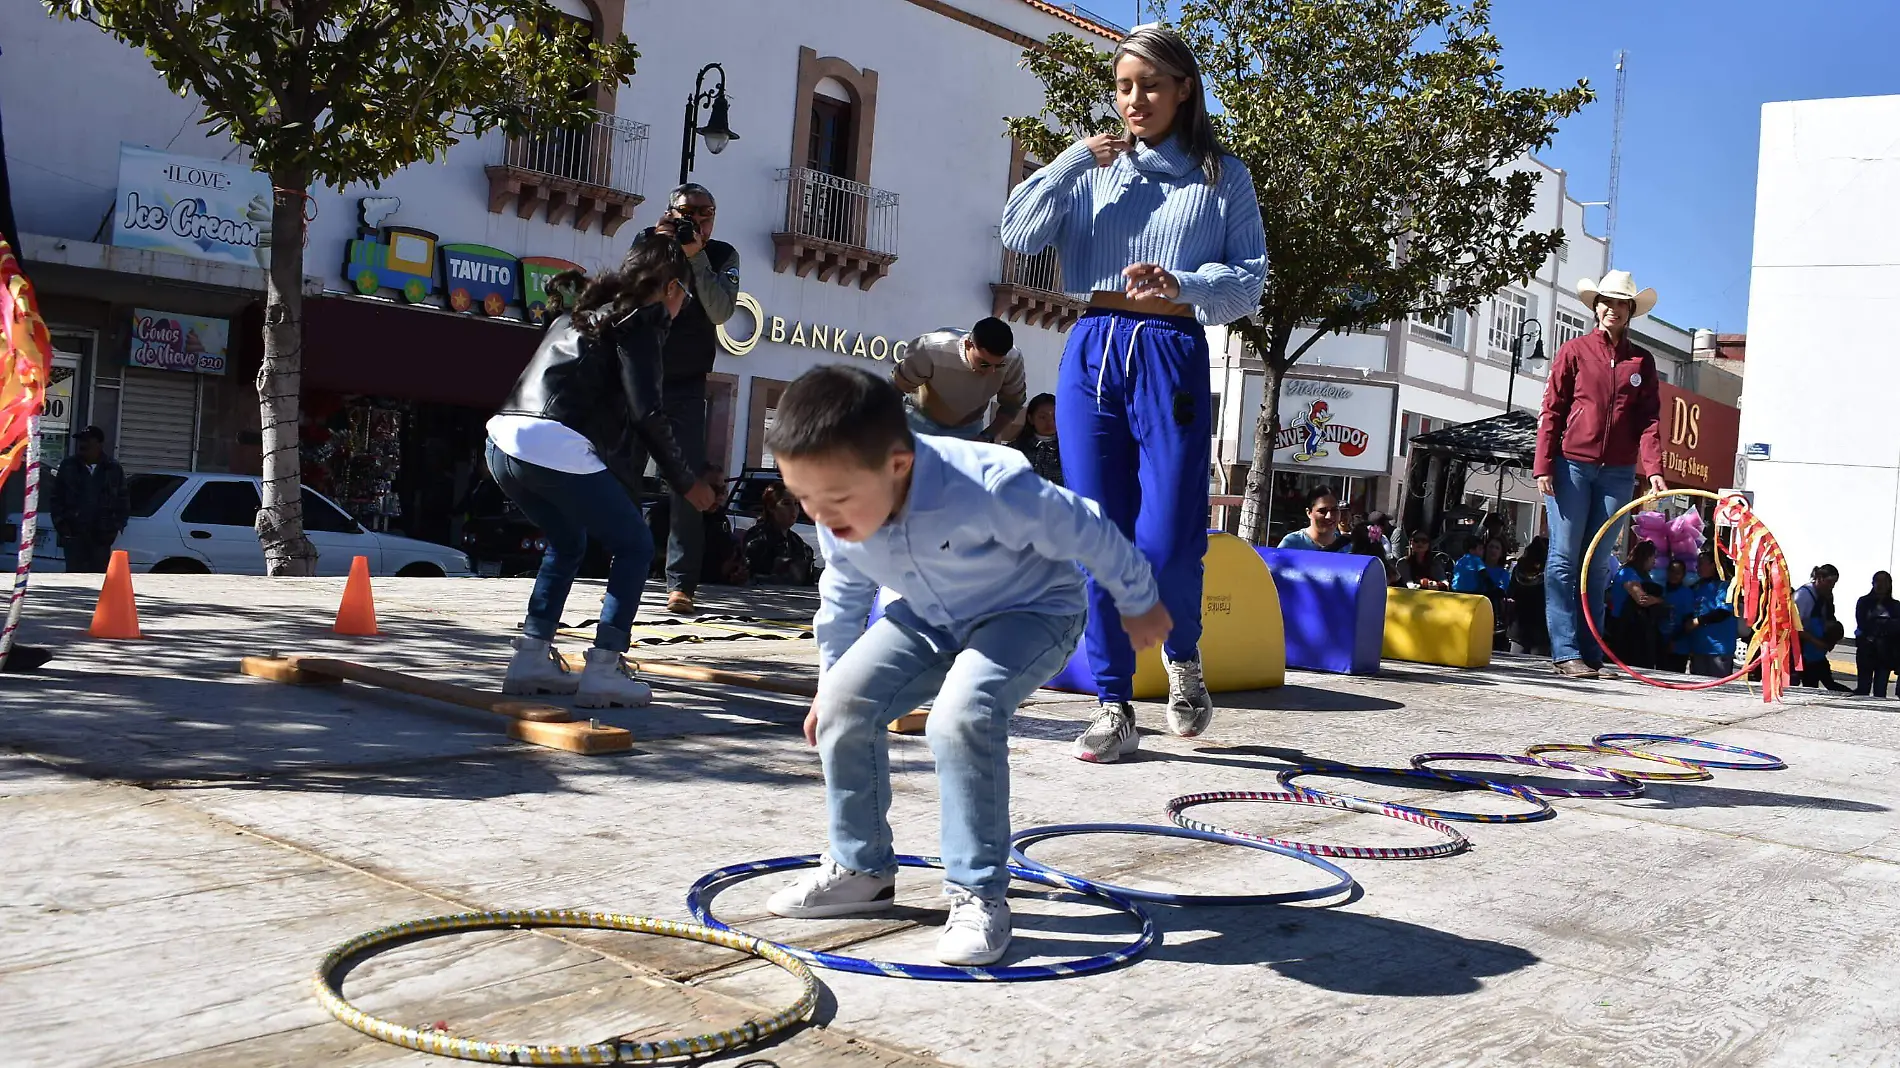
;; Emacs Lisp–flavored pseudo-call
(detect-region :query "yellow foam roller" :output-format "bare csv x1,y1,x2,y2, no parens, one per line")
1383,586,1494,668
1046,532,1286,699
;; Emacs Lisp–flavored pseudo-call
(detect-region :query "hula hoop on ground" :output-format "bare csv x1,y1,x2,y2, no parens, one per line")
687,853,1156,982
1525,743,1714,782
1592,733,1787,771
1276,763,1557,824
1579,488,1800,699
313,909,817,1063
1008,822,1357,906
1409,752,1644,799
1163,790,1470,859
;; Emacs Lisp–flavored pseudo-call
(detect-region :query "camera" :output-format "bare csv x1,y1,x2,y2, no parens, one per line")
656,211,699,248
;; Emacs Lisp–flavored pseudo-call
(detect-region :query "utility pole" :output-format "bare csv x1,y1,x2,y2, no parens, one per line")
1605,50,1627,269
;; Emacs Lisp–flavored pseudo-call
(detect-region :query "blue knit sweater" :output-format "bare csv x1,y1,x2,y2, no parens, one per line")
1000,135,1266,326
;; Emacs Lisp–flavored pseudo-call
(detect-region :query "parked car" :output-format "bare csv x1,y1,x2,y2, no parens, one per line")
1,461,62,570
5,470,472,576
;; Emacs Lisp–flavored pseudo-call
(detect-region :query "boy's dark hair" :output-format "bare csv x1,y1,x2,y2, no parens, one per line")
768,364,915,468
1410,527,1432,543
1461,533,1481,554
970,316,1014,356
1306,485,1338,509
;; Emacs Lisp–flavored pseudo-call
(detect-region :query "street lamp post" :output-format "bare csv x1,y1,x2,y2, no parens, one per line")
679,63,739,187
1493,319,1546,521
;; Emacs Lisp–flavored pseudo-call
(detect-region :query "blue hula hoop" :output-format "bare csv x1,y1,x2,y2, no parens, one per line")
1008,822,1357,907
686,853,1157,982
1591,733,1787,771
1276,763,1557,824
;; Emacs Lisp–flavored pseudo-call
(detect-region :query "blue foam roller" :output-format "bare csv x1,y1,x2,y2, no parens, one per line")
1255,547,1385,675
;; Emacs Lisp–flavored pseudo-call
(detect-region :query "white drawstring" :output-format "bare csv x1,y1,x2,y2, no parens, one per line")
1094,319,1150,412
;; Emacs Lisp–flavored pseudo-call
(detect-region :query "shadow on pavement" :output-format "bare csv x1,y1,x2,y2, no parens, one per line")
1155,904,1539,996
1620,780,1889,812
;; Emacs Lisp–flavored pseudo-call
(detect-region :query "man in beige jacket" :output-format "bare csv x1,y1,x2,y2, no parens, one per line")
892,317,1027,443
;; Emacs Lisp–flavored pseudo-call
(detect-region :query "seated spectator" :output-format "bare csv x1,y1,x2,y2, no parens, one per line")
1278,485,1349,552
1396,529,1448,589
1678,553,1739,679
1008,393,1063,486
743,484,817,586
1607,539,1669,668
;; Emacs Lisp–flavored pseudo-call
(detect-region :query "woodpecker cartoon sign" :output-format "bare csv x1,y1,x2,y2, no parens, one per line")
1262,378,1396,474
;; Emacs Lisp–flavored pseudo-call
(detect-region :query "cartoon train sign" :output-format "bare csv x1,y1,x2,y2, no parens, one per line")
520,256,582,325
439,243,520,317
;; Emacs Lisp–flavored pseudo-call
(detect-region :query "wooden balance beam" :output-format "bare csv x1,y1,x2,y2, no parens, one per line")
238,655,633,755
558,651,929,734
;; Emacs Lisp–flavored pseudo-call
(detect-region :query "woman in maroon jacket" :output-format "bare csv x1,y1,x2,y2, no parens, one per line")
1535,271,1669,678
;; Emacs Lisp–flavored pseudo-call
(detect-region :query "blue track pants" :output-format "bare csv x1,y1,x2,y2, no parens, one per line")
1055,308,1211,703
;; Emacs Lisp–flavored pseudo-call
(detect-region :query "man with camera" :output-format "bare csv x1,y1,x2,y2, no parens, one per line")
648,183,740,615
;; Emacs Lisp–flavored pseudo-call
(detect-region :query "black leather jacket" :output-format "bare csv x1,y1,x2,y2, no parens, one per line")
495,304,695,496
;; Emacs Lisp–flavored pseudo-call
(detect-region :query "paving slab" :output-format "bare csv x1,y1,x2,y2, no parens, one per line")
4,574,1899,1067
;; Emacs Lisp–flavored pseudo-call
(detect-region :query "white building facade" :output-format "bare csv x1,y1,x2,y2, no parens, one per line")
1,0,1121,540
1738,94,1900,590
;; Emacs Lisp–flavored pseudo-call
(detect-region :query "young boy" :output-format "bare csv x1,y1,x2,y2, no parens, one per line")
762,365,1169,966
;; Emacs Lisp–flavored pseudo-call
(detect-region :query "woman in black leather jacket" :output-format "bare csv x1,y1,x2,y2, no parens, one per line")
485,230,717,706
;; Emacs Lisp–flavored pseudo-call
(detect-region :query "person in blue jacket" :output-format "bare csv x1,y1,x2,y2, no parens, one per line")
1657,559,1693,673
1677,552,1739,677
1001,23,1265,763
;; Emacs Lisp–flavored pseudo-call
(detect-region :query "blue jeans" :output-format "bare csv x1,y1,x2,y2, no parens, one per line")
659,379,708,596
1544,460,1637,663
818,609,1085,899
905,405,987,441
1056,308,1210,702
486,438,654,652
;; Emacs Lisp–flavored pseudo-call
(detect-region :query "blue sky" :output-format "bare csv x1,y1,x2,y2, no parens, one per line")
1125,1,1900,333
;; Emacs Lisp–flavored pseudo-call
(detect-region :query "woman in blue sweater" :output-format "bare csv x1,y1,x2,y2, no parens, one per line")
1002,24,1265,763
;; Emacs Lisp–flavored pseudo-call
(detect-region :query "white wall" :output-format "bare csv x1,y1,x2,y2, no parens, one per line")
1740,94,1900,589
1,0,1117,467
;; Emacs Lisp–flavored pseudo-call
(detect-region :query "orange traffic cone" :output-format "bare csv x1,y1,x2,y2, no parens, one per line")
88,550,143,639
334,555,378,636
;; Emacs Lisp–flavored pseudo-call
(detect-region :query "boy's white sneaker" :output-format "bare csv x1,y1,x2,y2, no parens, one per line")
1165,656,1215,737
766,855,897,918
937,885,1011,966
1072,702,1139,763
574,648,652,708
502,636,579,695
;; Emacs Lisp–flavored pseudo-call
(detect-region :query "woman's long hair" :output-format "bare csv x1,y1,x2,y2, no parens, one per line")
555,230,691,337
1114,24,1224,184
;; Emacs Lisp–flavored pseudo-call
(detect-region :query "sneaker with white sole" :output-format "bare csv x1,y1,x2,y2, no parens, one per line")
1165,657,1215,737
502,636,579,696
937,885,1011,966
574,648,652,708
766,855,897,918
1071,702,1139,763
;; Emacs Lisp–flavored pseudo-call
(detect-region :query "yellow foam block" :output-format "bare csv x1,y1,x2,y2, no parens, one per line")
1383,586,1493,668
1125,532,1285,699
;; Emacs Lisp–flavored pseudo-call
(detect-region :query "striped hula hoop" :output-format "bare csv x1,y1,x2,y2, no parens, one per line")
1164,790,1470,860
687,853,1156,982
1525,743,1714,782
0,416,41,670
1009,822,1358,906
1410,752,1645,799
313,909,817,1063
1591,733,1787,771
1276,763,1557,824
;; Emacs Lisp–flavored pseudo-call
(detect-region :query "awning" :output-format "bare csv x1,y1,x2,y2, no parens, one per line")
302,294,542,409
1409,409,1538,468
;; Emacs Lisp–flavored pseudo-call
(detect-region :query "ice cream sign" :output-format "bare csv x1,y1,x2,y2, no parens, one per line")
128,308,230,376
111,145,274,268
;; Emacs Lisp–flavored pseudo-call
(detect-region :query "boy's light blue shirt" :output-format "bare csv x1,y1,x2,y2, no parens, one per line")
1000,135,1266,327
813,436,1159,672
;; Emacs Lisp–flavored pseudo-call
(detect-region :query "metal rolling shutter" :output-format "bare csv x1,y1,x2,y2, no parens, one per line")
117,368,198,472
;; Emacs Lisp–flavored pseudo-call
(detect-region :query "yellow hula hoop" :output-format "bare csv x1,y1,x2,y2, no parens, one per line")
314,909,819,1063
1578,488,1801,697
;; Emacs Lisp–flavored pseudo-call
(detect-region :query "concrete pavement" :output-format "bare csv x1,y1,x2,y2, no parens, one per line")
3,573,1898,1067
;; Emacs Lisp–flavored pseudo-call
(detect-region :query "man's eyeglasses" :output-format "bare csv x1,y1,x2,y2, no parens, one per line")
673,204,716,219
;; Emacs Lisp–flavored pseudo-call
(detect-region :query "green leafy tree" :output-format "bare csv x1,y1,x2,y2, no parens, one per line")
49,0,638,574
1008,0,1591,542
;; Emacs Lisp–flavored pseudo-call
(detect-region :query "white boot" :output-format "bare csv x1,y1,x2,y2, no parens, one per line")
503,636,578,695
574,648,651,708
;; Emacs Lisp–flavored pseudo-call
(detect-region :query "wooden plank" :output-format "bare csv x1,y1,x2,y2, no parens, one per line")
238,655,630,756
565,651,929,734
273,656,572,723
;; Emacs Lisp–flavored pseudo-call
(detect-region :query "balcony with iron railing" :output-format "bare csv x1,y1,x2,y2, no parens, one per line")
485,112,650,236
770,167,899,291
991,247,1086,331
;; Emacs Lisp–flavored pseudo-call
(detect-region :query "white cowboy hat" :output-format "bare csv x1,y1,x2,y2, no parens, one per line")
1577,270,1658,317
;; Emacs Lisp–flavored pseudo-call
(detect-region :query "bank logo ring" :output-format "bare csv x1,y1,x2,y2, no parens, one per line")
717,291,764,357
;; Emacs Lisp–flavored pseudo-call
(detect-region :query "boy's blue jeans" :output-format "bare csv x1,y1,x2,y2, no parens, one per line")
818,608,1085,900
1543,459,1637,664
